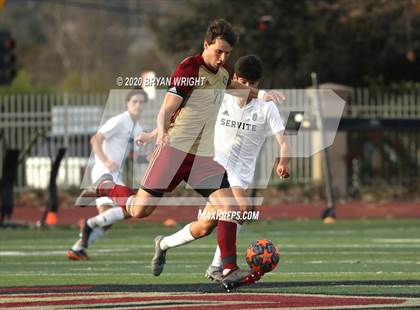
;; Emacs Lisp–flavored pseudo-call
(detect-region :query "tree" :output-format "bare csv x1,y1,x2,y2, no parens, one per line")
154,0,420,88
0,1,162,91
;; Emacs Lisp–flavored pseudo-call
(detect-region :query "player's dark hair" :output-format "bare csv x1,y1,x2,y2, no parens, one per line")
234,55,263,82
204,19,237,47
125,89,148,103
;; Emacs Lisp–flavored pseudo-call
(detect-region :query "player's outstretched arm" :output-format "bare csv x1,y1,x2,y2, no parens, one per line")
227,81,285,104
227,80,258,100
156,93,183,146
275,132,291,179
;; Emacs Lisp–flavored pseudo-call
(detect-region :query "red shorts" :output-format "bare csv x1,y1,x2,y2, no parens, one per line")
141,144,229,196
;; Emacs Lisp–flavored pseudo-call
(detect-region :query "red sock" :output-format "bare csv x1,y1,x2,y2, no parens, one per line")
217,220,238,271
97,181,114,196
98,183,135,209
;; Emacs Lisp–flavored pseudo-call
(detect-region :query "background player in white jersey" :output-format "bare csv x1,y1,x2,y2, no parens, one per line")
67,89,152,260
153,55,291,281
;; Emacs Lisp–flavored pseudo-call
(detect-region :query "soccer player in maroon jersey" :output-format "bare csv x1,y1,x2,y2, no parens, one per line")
76,19,276,290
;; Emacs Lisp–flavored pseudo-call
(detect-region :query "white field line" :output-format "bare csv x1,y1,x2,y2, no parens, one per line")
1,260,419,266
1,249,419,257
266,229,419,235
1,243,420,251
0,271,419,277
371,238,420,243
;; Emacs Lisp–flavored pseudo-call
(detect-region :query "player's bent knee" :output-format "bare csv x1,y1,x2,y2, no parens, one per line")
125,195,155,218
191,220,217,238
200,222,216,237
126,188,161,218
129,207,153,218
128,205,156,219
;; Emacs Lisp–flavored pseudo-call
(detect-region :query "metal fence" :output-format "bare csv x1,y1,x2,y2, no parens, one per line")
346,88,420,192
0,92,159,191
1,88,419,193
347,88,420,118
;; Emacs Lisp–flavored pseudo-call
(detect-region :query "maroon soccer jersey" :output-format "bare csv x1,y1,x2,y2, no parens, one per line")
166,55,232,156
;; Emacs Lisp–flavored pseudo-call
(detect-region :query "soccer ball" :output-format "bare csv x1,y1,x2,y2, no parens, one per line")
246,239,280,273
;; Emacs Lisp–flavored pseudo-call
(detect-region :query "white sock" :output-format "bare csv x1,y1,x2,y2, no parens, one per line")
212,223,242,268
71,227,105,251
87,227,105,246
87,207,125,228
160,223,195,251
211,246,222,267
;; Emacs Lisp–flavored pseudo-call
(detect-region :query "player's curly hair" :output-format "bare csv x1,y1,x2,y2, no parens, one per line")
204,19,237,47
234,55,263,82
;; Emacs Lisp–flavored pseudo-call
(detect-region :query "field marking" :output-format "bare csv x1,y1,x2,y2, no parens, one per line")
294,260,420,264
1,271,419,277
1,248,420,258
285,251,419,255
0,291,414,310
1,259,419,266
283,244,420,248
372,238,420,243
1,243,420,251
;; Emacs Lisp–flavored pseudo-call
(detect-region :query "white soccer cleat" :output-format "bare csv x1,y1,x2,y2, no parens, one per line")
205,265,223,282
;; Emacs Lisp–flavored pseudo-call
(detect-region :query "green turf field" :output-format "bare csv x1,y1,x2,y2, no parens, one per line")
1,219,419,296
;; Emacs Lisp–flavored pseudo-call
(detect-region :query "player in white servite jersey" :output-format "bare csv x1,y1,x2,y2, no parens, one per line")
214,86,285,189
67,89,153,260
154,55,291,283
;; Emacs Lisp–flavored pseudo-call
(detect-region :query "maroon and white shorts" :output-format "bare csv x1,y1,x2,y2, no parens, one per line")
141,144,230,197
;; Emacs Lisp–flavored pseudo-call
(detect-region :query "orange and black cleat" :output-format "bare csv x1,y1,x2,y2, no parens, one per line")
67,249,90,261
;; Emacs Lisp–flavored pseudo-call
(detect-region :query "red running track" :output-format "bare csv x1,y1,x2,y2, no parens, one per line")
8,201,420,225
